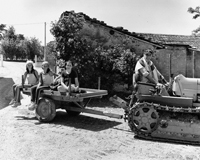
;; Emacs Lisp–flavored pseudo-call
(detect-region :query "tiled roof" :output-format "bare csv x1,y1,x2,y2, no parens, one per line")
61,11,164,49
137,33,200,50
61,11,200,51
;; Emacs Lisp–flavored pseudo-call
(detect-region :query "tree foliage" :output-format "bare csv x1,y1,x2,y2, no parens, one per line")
1,25,43,61
50,11,87,60
46,41,57,58
0,24,7,40
25,37,43,60
188,6,200,34
51,11,138,94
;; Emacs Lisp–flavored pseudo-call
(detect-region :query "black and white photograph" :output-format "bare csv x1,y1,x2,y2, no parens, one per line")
0,0,200,159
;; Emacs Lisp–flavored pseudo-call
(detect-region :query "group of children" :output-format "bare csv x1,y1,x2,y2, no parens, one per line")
9,60,79,111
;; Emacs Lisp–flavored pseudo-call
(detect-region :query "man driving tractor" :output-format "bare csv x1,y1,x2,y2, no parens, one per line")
133,49,169,96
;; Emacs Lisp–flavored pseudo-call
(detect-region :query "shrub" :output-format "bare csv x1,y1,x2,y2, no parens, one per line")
51,11,139,95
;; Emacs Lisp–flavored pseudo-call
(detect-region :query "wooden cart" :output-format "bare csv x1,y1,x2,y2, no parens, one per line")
35,88,123,122
22,76,125,122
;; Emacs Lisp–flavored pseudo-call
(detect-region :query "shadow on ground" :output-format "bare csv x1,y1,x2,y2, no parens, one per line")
0,77,14,109
31,110,122,132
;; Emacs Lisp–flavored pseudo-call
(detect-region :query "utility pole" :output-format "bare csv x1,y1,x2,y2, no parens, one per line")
44,22,47,61
192,50,195,78
0,36,3,67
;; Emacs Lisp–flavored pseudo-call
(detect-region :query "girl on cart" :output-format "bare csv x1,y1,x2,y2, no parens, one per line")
28,61,58,110
57,60,79,93
10,60,39,107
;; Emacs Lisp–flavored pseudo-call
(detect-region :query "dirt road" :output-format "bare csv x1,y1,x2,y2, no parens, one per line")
0,61,199,160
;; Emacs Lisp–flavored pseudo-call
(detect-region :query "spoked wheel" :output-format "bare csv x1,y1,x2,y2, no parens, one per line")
65,102,82,116
36,98,56,122
128,102,159,135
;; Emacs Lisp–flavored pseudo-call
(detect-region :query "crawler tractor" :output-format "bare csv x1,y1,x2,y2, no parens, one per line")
22,73,200,144
110,74,200,145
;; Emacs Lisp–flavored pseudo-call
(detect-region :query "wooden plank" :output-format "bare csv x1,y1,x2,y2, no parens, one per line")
66,106,123,119
42,88,108,100
41,94,84,102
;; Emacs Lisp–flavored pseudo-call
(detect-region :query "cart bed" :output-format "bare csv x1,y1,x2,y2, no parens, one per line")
41,88,108,102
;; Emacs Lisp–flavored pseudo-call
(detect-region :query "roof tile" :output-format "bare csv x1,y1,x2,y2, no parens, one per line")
61,11,200,50
138,33,200,50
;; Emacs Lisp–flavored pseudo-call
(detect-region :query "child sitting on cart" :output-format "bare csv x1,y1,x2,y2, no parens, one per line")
28,61,58,110
10,60,39,107
57,60,79,93
49,63,66,91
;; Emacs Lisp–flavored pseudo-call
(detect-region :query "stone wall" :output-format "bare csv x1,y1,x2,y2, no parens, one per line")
81,22,155,55
194,50,200,78
152,46,187,80
155,46,200,79
81,22,196,81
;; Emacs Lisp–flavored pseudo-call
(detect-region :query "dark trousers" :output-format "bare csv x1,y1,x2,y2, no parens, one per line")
30,85,37,102
31,85,50,104
13,84,36,103
12,84,23,103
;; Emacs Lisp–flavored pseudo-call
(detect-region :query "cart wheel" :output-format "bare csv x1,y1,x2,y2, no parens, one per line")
66,102,82,116
36,98,56,122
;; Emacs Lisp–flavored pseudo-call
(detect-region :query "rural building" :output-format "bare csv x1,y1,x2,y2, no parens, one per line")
138,33,200,79
61,11,200,81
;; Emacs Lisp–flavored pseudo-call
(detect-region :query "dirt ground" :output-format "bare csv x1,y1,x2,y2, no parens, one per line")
0,61,200,160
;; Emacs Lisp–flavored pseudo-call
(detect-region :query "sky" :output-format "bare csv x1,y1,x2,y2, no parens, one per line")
0,0,199,45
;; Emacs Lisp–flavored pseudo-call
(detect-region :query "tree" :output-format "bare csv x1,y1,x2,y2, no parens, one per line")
46,41,57,57
25,37,43,60
51,11,139,94
188,6,200,34
50,11,86,60
2,26,20,59
0,24,7,31
0,24,6,39
2,25,43,60
4,26,17,40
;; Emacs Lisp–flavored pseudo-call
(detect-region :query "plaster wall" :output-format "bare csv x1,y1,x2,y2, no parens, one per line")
81,22,194,82
153,46,187,80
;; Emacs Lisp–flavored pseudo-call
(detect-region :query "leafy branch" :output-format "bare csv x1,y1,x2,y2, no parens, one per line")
188,6,200,34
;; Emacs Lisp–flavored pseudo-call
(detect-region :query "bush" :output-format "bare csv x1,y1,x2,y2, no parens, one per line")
51,11,139,95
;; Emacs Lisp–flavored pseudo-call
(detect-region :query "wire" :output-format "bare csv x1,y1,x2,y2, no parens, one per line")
5,22,51,26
